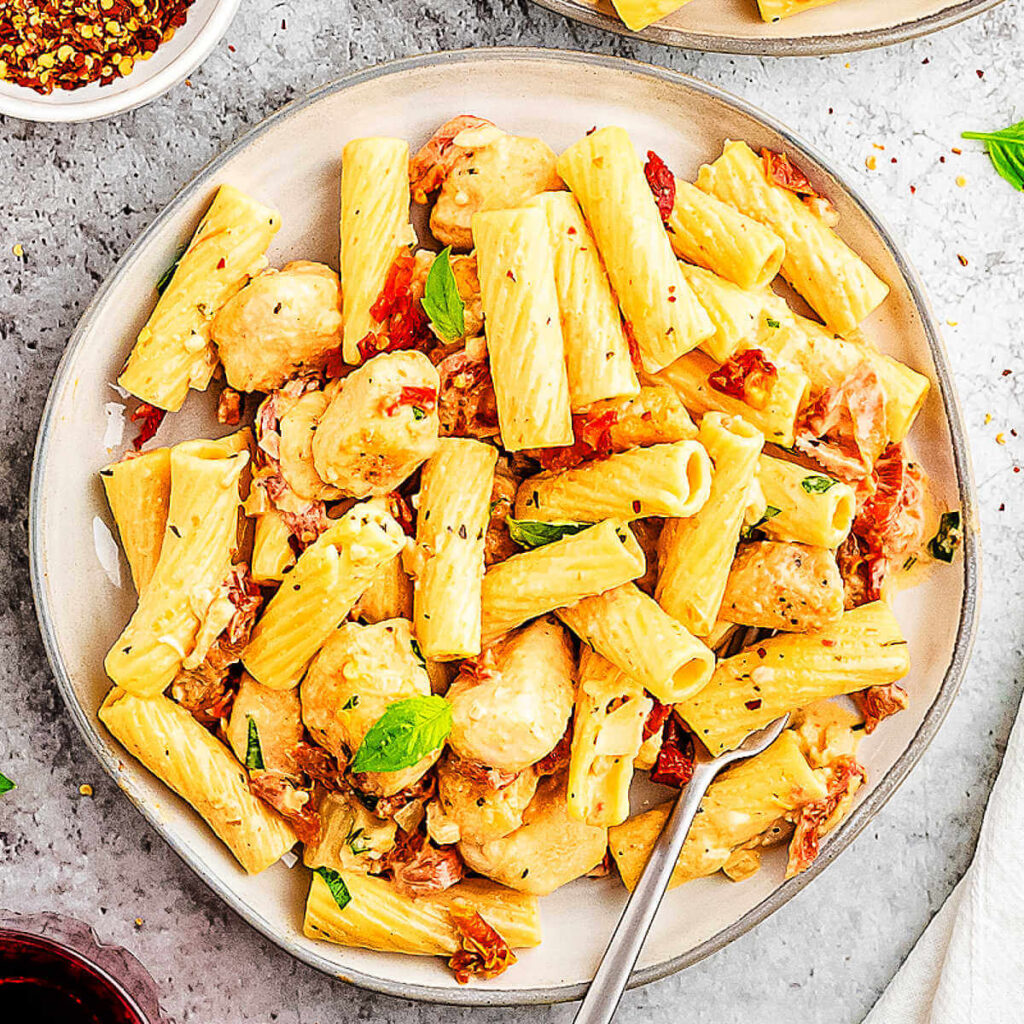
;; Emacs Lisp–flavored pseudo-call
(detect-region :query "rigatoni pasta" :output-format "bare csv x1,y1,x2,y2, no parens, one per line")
757,454,855,549
119,185,281,411
556,126,713,371
472,207,573,450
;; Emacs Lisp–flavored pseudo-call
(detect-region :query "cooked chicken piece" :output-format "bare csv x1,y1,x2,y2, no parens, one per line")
410,117,563,251
211,261,342,392
312,350,440,497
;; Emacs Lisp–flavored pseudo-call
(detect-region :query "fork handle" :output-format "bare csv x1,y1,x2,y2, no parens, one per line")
572,760,720,1024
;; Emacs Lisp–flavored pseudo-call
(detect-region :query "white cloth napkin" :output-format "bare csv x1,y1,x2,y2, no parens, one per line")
863,692,1024,1024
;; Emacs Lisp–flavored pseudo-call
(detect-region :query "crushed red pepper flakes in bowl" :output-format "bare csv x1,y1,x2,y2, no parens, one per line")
0,0,196,95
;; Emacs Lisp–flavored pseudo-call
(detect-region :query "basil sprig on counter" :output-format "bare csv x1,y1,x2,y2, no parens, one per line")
506,517,590,549
800,474,838,495
928,510,963,563
0,773,14,796
421,246,465,341
350,696,452,774
962,120,1024,192
244,716,264,772
315,867,352,911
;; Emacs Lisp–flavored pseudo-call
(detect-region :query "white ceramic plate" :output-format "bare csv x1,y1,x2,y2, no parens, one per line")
0,0,240,123
532,0,1002,56
30,49,979,1005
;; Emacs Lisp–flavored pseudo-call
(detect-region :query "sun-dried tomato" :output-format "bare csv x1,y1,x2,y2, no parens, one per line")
650,717,695,788
786,756,866,876
448,904,517,984
534,409,618,472
761,148,818,198
535,719,573,776
642,696,672,742
644,150,677,224
130,402,166,449
359,254,435,362
386,829,464,898
707,349,779,409
853,683,909,734
323,345,346,379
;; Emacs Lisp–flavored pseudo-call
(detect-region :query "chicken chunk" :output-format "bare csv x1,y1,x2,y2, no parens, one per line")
410,117,563,251
312,350,440,497
211,261,342,392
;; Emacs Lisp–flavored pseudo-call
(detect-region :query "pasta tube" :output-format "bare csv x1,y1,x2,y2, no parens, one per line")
609,730,827,890
720,541,844,632
353,554,414,624
250,510,297,584
646,348,809,448
678,263,772,364
525,191,639,409
558,583,714,704
242,501,406,689
481,520,645,644
757,454,855,549
609,0,695,30
666,179,785,290
100,447,171,593
677,601,910,755
567,648,651,827
556,127,713,371
696,142,889,336
514,441,712,524
414,438,498,661
656,413,764,637
100,688,296,874
119,185,281,411
104,434,250,698
340,137,415,363
472,207,573,450
304,873,541,955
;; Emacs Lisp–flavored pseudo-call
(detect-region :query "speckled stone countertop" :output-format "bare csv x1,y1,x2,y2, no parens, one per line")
1,2,1023,1021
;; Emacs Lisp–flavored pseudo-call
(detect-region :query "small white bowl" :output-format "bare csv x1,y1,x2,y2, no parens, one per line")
0,0,240,123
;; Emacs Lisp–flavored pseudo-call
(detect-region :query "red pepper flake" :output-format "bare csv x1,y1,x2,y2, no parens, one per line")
761,148,819,198
957,254,969,267
506,269,516,282
643,150,676,224
1002,369,1012,376
707,348,778,409
567,226,577,236
821,639,836,647
383,385,437,417
756,646,767,659
744,699,762,711
227,44,235,52
1,0,198,94
910,185,917,194
130,402,166,450
976,70,984,78
631,499,642,514
216,257,226,270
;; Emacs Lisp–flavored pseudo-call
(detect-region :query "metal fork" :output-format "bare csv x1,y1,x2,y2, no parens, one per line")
573,714,791,1024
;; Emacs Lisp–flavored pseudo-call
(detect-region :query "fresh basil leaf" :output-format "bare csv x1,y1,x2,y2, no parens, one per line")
766,317,781,329
506,517,591,549
962,120,1024,192
928,510,963,563
410,637,426,669
156,244,187,295
0,773,14,796
350,695,452,774
315,866,352,910
244,716,265,772
800,475,838,495
411,406,426,421
421,246,465,341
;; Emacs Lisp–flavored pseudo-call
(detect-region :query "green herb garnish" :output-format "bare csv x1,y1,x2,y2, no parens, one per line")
928,510,963,563
315,866,352,910
411,406,426,420
350,696,452,774
155,244,187,295
506,517,591,549
766,317,781,329
421,246,465,341
345,825,371,856
0,773,14,796
740,504,782,542
962,120,1024,192
342,695,360,711
244,716,265,772
801,475,838,495
410,637,426,668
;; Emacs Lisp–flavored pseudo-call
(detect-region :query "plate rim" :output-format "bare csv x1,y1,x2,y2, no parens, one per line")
29,46,981,1007
530,0,1004,56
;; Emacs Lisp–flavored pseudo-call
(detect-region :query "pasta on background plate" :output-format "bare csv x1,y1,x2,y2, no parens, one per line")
97,114,962,985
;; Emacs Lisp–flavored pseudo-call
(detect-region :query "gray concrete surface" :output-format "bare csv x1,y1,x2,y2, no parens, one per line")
1,1,1023,1021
